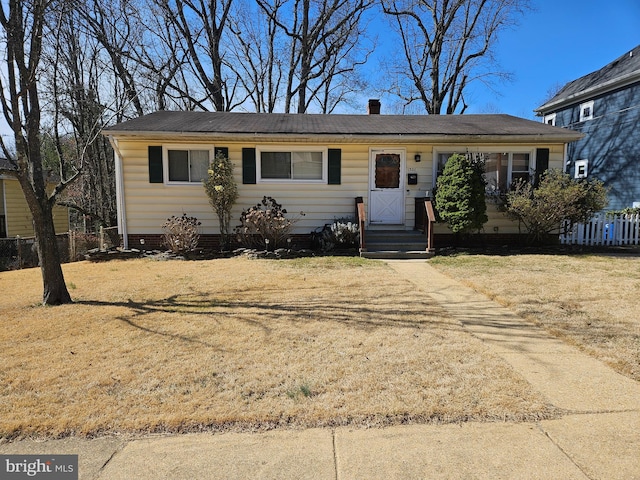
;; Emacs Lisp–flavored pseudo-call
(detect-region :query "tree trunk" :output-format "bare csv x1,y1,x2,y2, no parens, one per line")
33,203,72,305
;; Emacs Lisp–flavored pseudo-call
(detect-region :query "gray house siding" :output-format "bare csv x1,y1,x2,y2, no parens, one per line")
553,83,640,210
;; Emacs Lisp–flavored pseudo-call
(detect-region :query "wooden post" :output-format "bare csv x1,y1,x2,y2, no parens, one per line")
425,200,436,253
100,226,105,251
16,235,22,269
355,197,366,252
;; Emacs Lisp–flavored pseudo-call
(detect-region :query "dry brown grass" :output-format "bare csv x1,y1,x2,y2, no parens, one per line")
0,257,553,440
430,253,640,382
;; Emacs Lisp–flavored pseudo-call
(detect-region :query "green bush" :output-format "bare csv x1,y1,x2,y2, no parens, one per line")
434,153,488,234
506,169,608,244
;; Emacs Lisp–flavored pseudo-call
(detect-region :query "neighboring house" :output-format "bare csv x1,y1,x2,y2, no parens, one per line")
103,103,581,252
535,45,640,210
0,158,70,238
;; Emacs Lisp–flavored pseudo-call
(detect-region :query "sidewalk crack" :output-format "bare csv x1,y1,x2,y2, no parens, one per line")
536,423,593,480
94,440,128,480
332,429,339,480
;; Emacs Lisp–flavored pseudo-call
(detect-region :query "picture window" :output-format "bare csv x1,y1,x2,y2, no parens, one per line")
257,147,327,182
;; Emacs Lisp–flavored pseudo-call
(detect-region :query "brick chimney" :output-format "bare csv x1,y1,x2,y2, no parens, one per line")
368,99,381,115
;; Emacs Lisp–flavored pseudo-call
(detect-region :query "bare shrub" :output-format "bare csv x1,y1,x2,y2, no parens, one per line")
162,214,201,254
235,196,303,250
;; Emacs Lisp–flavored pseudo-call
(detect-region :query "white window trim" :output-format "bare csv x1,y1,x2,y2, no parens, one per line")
162,144,215,185
579,100,594,122
544,113,556,126
575,159,589,178
256,145,328,183
432,146,536,191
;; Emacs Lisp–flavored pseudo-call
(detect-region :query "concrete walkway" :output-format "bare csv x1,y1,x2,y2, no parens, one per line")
2,260,639,479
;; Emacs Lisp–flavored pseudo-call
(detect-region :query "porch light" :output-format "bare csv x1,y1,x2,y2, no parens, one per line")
414,154,421,162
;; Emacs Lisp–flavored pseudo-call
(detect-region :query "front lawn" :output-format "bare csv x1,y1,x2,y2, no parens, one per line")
430,253,640,382
0,257,552,440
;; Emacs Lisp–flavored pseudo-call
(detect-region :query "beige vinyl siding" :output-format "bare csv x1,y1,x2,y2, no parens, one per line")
118,139,567,236
5,179,34,237
2,178,69,237
121,141,378,235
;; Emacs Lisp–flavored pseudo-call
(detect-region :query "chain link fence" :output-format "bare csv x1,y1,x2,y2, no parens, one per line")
0,234,69,271
1,227,120,271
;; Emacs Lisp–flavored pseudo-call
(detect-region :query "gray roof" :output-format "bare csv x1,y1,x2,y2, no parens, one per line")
537,45,640,113
0,157,16,172
103,111,581,142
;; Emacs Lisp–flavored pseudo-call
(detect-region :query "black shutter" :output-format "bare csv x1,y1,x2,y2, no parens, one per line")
328,148,341,185
242,148,256,184
535,148,549,187
214,146,229,159
148,146,163,183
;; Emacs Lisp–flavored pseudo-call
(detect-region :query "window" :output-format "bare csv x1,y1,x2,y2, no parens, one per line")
544,113,556,126
164,146,213,183
511,153,531,184
434,149,532,195
579,100,594,122
575,159,589,178
257,147,326,182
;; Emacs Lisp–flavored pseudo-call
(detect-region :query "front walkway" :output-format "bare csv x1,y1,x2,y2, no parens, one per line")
2,261,639,479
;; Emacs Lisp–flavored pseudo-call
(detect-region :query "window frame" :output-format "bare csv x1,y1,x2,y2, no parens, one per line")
544,113,556,126
432,147,536,194
579,100,594,122
162,144,215,185
575,159,589,179
256,145,328,183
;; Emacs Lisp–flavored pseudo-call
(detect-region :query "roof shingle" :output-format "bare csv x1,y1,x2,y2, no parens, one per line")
537,45,640,113
103,111,580,141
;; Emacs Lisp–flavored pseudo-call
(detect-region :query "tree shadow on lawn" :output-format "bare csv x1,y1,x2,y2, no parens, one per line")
76,291,459,345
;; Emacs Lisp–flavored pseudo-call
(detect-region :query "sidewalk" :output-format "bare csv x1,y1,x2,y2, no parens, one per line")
2,260,639,479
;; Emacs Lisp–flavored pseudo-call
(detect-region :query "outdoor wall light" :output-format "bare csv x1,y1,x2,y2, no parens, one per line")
414,154,421,162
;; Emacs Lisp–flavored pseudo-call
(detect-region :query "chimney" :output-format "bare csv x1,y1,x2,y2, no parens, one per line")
368,99,381,115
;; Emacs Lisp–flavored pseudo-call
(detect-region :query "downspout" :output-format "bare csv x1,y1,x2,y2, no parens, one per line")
107,135,129,250
563,143,569,173
1,179,7,237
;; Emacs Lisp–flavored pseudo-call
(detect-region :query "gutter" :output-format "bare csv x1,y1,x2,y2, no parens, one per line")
107,135,128,250
102,131,584,145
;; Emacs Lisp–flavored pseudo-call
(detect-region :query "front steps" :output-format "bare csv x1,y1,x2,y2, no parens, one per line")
360,229,434,259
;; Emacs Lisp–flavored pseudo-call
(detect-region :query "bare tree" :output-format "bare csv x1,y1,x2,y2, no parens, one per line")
127,2,196,111
0,0,75,304
382,0,528,114
40,6,118,240
79,0,147,120
257,0,375,113
310,28,372,113
226,0,285,112
153,0,240,111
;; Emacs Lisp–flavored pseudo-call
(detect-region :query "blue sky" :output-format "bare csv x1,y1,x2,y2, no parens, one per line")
462,0,640,119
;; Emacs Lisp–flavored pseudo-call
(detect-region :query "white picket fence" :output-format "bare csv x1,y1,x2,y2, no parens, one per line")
560,213,640,246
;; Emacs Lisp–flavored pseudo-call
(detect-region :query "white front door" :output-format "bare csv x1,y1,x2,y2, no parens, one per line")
369,149,405,225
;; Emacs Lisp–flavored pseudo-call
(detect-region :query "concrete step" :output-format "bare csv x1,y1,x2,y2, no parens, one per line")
361,230,432,259
360,250,434,260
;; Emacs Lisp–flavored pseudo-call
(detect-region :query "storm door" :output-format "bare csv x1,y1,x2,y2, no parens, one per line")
369,150,405,224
